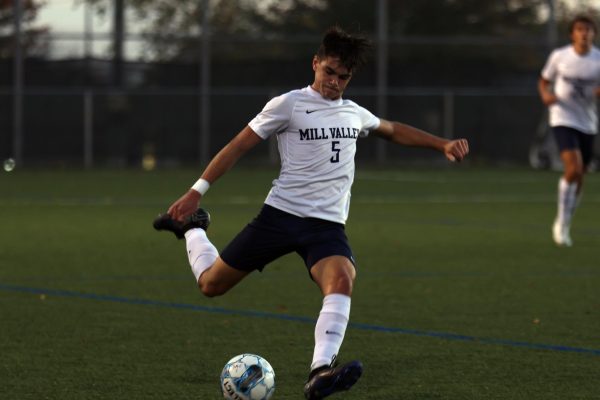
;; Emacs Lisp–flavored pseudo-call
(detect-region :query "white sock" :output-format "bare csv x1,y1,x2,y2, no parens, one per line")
185,228,218,281
557,178,578,227
311,294,351,371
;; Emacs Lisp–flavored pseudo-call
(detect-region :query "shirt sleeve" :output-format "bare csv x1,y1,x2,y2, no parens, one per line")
356,105,381,138
541,49,559,81
248,93,295,139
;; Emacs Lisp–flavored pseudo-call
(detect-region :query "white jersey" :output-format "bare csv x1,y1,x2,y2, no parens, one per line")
248,86,380,224
541,45,600,134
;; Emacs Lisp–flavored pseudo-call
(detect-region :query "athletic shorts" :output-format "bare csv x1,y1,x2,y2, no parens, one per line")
220,204,355,273
552,126,596,167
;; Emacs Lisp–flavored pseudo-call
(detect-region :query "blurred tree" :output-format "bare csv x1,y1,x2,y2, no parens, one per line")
75,0,600,87
80,0,557,62
555,0,600,37
83,0,299,61
389,0,548,37
0,0,48,58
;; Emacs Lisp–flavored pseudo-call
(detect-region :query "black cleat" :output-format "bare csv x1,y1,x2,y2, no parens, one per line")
303,360,363,399
153,208,211,239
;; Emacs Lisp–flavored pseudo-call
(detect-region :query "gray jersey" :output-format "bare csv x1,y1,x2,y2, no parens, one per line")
249,86,380,224
541,45,600,134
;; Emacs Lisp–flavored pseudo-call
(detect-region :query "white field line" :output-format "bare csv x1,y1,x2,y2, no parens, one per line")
2,194,600,206
352,195,600,204
354,173,557,184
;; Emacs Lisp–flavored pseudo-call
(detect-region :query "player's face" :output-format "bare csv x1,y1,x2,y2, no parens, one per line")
311,56,352,100
570,21,595,51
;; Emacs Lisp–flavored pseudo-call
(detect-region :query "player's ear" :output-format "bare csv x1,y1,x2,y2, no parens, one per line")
312,56,319,71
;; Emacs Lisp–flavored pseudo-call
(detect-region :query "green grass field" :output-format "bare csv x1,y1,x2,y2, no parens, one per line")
1,166,599,399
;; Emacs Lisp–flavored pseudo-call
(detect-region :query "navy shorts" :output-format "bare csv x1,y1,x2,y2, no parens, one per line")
552,126,595,167
220,204,355,273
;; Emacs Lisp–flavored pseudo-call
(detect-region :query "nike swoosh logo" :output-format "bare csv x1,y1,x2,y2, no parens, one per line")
305,109,327,114
325,330,342,337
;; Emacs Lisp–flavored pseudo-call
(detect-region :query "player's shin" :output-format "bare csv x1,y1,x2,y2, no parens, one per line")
311,294,351,370
185,228,219,281
557,177,578,226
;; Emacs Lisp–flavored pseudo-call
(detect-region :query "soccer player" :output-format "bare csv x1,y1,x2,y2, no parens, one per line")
154,26,469,399
538,15,600,247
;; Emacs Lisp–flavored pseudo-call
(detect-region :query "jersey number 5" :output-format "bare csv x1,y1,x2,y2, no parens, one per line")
330,141,340,163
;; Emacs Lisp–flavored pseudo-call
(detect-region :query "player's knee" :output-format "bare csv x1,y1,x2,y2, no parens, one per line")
563,157,584,179
564,167,583,182
197,278,228,298
330,272,355,295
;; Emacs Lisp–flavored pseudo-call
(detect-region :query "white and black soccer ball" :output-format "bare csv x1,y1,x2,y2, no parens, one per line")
220,353,275,400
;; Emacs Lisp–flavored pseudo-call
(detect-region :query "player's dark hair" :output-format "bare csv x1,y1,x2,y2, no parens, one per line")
569,15,597,34
316,26,372,71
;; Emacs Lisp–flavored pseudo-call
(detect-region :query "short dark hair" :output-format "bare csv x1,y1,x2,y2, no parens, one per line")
569,15,597,34
316,26,372,71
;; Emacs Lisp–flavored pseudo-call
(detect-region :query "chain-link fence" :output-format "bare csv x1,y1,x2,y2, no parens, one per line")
2,0,598,169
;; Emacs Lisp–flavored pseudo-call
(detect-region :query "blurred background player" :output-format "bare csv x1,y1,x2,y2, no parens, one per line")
154,26,469,399
538,14,600,247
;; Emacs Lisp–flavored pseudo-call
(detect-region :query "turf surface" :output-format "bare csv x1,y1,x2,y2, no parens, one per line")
1,166,599,399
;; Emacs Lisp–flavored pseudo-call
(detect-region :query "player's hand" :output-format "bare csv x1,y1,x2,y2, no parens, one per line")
167,189,202,221
443,138,469,162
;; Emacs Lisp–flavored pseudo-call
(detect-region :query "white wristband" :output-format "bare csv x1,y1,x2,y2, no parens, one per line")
191,178,210,195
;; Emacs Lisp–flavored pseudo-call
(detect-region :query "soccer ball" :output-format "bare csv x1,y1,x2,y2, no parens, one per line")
220,354,275,400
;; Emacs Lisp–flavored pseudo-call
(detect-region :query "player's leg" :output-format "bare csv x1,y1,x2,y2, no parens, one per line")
559,131,596,246
554,151,580,246
302,245,362,399
554,149,582,245
195,257,251,297
199,204,297,297
310,255,356,296
154,208,252,296
309,255,356,369
552,127,584,246
185,227,251,297
560,148,584,187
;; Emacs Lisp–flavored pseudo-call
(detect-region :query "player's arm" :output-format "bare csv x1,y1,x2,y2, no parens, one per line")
168,126,263,220
538,77,558,105
372,119,469,162
199,125,263,183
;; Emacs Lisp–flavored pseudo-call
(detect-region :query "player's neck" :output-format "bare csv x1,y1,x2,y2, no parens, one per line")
572,42,592,56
